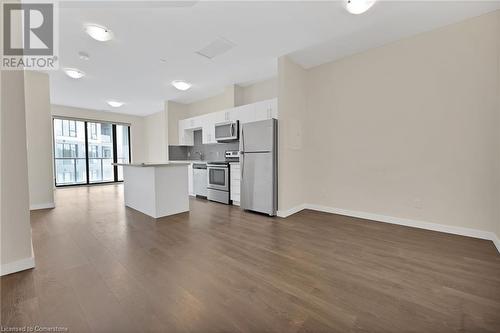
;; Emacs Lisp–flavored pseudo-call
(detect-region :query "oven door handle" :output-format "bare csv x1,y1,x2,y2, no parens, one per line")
207,166,228,170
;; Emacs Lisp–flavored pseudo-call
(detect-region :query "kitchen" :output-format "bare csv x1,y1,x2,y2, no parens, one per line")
169,98,278,215
4,1,500,332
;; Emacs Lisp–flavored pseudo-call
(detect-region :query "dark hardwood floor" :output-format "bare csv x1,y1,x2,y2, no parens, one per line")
1,184,499,332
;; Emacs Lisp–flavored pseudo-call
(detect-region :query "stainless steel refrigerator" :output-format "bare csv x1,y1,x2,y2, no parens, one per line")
239,119,277,216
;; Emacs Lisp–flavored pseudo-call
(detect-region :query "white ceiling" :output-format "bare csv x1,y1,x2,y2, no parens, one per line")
49,1,500,116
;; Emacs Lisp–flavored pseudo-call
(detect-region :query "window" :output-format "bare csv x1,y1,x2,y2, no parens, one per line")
53,118,131,186
53,119,86,185
116,125,130,181
69,121,76,137
89,145,98,158
102,146,112,158
101,125,111,136
58,120,77,137
58,143,78,157
89,123,98,140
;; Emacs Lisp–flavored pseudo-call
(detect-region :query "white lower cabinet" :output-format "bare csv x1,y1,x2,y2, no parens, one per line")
230,163,241,205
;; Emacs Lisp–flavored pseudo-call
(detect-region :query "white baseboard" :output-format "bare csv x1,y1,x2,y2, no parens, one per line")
492,234,500,254
277,204,307,218
278,203,500,254
30,202,55,210
0,256,35,276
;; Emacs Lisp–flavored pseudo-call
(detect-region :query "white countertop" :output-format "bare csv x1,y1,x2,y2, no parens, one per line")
169,160,240,164
113,162,190,167
168,160,206,164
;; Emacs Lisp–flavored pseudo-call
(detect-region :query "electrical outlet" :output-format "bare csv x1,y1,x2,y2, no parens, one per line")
413,198,422,210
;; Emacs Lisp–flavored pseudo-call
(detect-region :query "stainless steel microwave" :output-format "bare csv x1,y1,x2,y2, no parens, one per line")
214,120,239,142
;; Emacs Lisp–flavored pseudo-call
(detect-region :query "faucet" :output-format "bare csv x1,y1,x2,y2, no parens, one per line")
194,151,203,160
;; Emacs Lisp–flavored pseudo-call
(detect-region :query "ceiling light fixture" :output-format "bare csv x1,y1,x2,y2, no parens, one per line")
84,24,113,42
64,68,85,79
345,0,376,15
171,80,192,91
107,100,124,108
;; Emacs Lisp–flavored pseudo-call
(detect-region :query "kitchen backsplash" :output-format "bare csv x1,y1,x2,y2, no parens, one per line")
169,130,239,161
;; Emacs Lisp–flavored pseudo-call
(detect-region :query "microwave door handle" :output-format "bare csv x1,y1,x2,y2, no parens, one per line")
230,123,233,137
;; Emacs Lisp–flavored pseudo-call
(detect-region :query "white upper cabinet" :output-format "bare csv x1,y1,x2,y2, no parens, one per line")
254,99,278,121
183,116,202,130
233,103,256,124
178,119,196,146
202,112,224,144
177,98,277,146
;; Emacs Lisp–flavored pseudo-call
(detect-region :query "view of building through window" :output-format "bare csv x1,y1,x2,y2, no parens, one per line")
53,118,130,186
88,122,114,183
116,124,130,181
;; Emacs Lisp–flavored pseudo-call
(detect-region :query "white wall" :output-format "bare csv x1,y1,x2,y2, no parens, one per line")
276,11,500,244
305,10,499,233
185,86,237,118
144,110,168,162
1,70,35,276
277,57,308,213
496,11,500,241
24,71,54,210
166,101,188,146
238,77,277,106
51,105,147,163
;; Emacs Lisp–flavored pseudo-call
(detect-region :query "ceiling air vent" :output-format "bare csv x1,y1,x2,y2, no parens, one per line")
196,38,235,59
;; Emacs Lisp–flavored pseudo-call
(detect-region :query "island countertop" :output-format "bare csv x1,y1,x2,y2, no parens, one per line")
118,161,190,218
112,162,190,167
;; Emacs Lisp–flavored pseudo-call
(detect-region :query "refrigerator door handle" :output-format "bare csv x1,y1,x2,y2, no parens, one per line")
240,153,244,190
239,126,244,153
240,126,244,185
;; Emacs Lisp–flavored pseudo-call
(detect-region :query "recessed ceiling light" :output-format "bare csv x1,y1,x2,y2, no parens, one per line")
107,100,124,108
345,0,376,15
171,80,192,91
84,24,113,42
78,51,90,61
64,68,85,79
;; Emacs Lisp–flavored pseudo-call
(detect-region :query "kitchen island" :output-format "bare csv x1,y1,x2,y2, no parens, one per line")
113,162,190,218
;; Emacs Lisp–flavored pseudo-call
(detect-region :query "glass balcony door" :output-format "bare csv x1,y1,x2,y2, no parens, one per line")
87,122,114,183
53,118,131,186
116,124,130,181
54,119,87,185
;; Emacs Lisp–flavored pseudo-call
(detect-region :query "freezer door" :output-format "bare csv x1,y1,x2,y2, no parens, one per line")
241,152,275,215
240,119,275,153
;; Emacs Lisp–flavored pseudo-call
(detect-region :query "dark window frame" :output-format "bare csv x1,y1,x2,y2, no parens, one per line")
53,118,131,187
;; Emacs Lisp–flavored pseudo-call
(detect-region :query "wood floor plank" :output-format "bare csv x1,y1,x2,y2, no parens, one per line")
1,184,499,332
